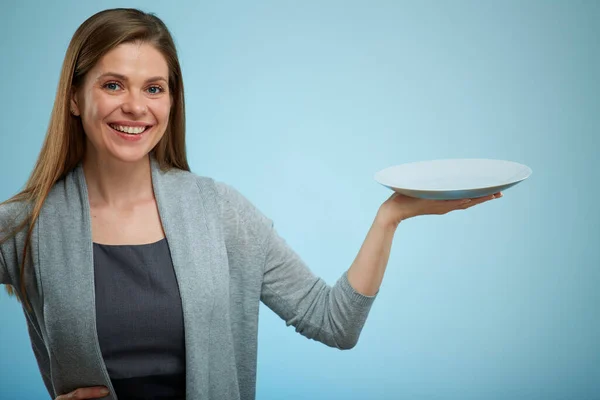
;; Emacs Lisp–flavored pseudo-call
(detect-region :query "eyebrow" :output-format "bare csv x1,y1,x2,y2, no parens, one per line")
96,72,168,84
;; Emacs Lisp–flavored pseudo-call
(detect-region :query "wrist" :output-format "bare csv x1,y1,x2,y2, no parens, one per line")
375,208,402,231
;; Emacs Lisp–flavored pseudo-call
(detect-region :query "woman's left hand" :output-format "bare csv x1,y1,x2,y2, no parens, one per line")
377,191,503,228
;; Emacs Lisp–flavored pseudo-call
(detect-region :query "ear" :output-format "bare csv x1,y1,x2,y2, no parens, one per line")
70,88,81,116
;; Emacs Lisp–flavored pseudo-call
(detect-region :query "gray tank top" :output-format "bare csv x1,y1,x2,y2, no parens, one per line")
93,238,186,399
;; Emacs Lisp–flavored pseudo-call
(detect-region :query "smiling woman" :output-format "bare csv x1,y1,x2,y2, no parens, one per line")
0,7,499,400
71,43,172,156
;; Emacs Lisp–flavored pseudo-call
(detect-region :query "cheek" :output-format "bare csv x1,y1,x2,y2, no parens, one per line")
150,100,172,133
157,100,172,123
85,93,119,123
147,100,172,142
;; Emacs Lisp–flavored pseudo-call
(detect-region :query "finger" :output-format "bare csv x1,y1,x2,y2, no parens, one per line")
57,387,110,399
460,192,502,209
79,386,110,399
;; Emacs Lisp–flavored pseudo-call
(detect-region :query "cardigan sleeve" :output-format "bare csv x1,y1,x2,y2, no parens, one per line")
0,203,12,285
0,200,30,286
0,245,7,285
216,182,376,349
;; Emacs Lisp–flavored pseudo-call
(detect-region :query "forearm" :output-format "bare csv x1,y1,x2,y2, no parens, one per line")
346,210,399,296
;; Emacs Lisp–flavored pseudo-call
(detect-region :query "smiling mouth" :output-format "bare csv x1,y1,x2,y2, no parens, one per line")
108,123,151,135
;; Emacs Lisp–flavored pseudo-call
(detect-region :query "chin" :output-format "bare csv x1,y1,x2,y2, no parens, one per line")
104,146,154,164
86,126,165,165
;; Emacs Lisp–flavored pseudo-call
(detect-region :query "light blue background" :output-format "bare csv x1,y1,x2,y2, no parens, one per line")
1,1,598,399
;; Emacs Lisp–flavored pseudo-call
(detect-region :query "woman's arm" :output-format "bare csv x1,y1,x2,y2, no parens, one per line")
346,212,396,296
260,222,375,350
217,180,500,349
346,191,501,296
217,181,375,349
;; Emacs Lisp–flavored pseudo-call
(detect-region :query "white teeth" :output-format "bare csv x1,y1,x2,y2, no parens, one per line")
109,124,147,134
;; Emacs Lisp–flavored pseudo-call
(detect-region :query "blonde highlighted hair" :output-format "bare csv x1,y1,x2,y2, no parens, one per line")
0,8,190,310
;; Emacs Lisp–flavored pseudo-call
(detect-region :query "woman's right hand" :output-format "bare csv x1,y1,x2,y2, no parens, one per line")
55,386,110,399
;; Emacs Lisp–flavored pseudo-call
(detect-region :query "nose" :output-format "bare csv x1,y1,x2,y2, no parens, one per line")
121,91,148,116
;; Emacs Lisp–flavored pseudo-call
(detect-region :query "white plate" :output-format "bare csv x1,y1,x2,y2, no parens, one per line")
374,159,532,200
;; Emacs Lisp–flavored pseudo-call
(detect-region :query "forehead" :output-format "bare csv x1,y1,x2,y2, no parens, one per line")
90,42,169,81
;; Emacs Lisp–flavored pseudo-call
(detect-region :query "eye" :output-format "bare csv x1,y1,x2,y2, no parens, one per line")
103,81,122,91
147,85,164,95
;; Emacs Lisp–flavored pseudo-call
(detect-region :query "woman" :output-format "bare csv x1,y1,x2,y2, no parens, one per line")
0,8,500,400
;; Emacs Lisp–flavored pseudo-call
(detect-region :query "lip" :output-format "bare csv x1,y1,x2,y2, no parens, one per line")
107,123,153,142
108,120,154,127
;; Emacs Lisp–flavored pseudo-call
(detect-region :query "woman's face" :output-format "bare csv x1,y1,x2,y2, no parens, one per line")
71,42,172,164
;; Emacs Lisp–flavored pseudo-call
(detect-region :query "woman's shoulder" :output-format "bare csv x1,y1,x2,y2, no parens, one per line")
0,197,32,234
0,198,26,216
157,166,270,230
161,167,241,205
189,169,270,222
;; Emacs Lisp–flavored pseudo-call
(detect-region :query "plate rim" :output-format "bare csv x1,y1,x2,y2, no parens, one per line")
374,158,532,192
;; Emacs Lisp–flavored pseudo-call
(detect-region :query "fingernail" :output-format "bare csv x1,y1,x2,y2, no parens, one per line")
461,199,471,204
101,388,110,395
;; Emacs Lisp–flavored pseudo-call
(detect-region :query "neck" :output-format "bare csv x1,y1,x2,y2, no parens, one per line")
83,151,155,208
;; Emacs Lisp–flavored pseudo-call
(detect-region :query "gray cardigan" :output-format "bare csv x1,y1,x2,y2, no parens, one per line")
0,157,376,400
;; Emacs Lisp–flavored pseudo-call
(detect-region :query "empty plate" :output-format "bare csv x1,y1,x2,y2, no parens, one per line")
374,159,532,200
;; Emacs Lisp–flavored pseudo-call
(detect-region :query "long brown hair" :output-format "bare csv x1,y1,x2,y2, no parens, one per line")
0,8,189,310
